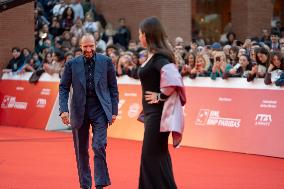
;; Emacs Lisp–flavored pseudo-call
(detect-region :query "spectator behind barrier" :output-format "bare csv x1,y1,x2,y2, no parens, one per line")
189,53,211,79
180,52,195,77
60,7,74,31
43,50,65,76
74,47,83,57
264,52,284,85
223,54,251,79
210,51,227,80
116,53,135,77
115,18,131,50
247,47,269,82
270,30,280,52
7,1,284,88
228,46,239,67
6,47,25,72
70,18,86,39
84,12,99,34
21,48,32,64
102,22,117,46
279,37,284,49
109,50,120,69
70,0,84,22
94,31,107,52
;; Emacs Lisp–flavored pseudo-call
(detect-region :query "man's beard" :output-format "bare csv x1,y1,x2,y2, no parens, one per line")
83,49,95,59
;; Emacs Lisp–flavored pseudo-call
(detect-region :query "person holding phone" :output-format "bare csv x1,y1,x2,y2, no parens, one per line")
210,52,227,80
223,54,251,79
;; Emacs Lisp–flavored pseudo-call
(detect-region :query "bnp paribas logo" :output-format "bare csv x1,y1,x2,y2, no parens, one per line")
195,109,241,128
1,95,16,109
195,109,210,126
1,95,27,110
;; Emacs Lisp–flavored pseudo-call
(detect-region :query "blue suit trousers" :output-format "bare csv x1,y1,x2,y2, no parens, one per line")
72,97,110,189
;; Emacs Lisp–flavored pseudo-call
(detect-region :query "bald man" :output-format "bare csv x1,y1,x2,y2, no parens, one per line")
59,33,119,189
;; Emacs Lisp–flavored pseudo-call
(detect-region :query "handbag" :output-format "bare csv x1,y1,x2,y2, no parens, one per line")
137,110,144,123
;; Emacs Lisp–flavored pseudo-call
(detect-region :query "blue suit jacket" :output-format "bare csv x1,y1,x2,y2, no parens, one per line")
59,54,119,128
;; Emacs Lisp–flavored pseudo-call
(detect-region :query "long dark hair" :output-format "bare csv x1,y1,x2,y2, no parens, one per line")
270,51,284,70
139,16,174,62
255,47,270,68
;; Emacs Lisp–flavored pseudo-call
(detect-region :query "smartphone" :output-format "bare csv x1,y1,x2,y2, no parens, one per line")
233,63,241,69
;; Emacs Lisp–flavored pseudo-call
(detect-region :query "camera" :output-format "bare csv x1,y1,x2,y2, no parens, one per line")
216,56,220,61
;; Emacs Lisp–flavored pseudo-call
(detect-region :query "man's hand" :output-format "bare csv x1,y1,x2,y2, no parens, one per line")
60,112,70,126
109,115,117,126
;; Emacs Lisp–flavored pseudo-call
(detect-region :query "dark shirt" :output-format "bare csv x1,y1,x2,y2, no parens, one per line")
7,54,25,72
138,53,170,115
115,26,131,49
84,57,97,98
84,56,104,114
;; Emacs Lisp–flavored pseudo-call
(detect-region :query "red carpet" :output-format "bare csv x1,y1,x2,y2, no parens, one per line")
0,126,284,189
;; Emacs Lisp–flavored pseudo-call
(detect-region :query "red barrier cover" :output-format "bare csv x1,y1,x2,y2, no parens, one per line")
0,80,58,129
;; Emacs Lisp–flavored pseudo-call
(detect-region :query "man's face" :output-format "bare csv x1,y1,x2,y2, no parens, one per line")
262,29,269,37
109,53,119,65
12,49,20,59
270,34,279,43
119,19,125,27
80,36,96,59
229,50,237,59
257,53,268,63
128,42,137,51
279,38,284,48
175,36,184,46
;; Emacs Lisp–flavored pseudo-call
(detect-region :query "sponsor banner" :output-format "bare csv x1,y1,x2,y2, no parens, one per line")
108,84,284,157
182,87,284,158
0,80,58,129
107,85,144,141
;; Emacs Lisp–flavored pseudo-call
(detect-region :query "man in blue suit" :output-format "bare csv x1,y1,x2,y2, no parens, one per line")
59,33,119,189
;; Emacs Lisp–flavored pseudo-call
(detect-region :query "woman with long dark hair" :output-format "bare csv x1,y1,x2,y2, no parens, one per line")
247,47,269,82
137,16,186,189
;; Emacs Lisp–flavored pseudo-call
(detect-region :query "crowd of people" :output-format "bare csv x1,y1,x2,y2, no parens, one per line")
4,0,284,87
